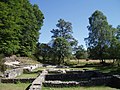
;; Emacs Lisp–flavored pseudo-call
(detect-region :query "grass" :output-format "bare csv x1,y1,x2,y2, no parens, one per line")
67,59,120,74
1,59,119,90
0,83,30,90
17,57,40,65
42,86,119,90
16,73,39,78
69,59,113,66
33,67,47,72
33,59,120,74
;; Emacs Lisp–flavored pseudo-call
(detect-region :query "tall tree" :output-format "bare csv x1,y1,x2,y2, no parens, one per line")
50,19,78,64
85,10,112,62
17,0,44,56
0,0,20,56
51,19,78,47
0,0,44,56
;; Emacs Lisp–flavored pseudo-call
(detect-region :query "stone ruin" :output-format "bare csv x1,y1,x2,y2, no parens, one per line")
0,68,120,90
40,69,119,89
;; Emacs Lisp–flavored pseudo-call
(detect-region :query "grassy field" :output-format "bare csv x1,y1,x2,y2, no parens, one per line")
0,83,30,90
42,86,119,90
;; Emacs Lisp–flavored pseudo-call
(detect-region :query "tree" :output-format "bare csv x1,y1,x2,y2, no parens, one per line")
0,1,20,56
0,0,44,56
36,43,52,63
51,19,78,47
115,25,120,66
74,45,87,63
75,45,85,59
17,0,44,56
108,26,117,61
85,10,112,63
50,19,78,64
52,37,71,65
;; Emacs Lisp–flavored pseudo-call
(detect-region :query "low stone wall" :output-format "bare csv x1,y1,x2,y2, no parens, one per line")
43,76,112,87
29,70,48,90
3,63,42,78
23,64,43,72
90,76,111,86
109,75,120,88
45,70,105,81
1,78,35,83
4,68,23,78
43,81,80,87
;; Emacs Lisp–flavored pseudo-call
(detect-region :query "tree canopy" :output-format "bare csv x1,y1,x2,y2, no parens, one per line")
52,37,71,65
85,10,120,66
51,19,78,47
0,0,44,56
85,10,112,61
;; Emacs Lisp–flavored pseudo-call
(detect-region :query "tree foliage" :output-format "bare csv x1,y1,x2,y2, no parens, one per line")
36,43,51,62
74,45,87,60
51,19,78,47
85,10,112,62
85,10,120,66
49,19,78,64
52,37,71,65
0,0,44,56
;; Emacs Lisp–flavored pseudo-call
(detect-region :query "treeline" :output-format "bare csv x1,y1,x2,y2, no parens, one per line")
85,10,120,65
0,0,44,56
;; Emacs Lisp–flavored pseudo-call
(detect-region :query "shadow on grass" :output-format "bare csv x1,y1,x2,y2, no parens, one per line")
71,62,120,75
25,84,32,90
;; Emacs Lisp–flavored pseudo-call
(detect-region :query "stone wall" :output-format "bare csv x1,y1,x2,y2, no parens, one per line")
109,75,120,88
45,70,106,81
1,78,35,83
4,68,23,78
90,76,111,86
23,64,43,72
3,64,42,78
43,76,112,87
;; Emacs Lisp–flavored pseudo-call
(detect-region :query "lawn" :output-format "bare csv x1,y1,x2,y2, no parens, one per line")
42,86,119,90
16,73,39,78
0,83,30,90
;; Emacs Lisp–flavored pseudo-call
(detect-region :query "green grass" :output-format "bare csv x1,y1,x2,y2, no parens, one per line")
0,83,30,90
33,67,47,72
95,66,120,74
68,59,120,74
42,86,119,90
16,73,38,78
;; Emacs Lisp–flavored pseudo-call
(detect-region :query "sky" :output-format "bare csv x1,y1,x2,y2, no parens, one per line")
30,0,120,48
